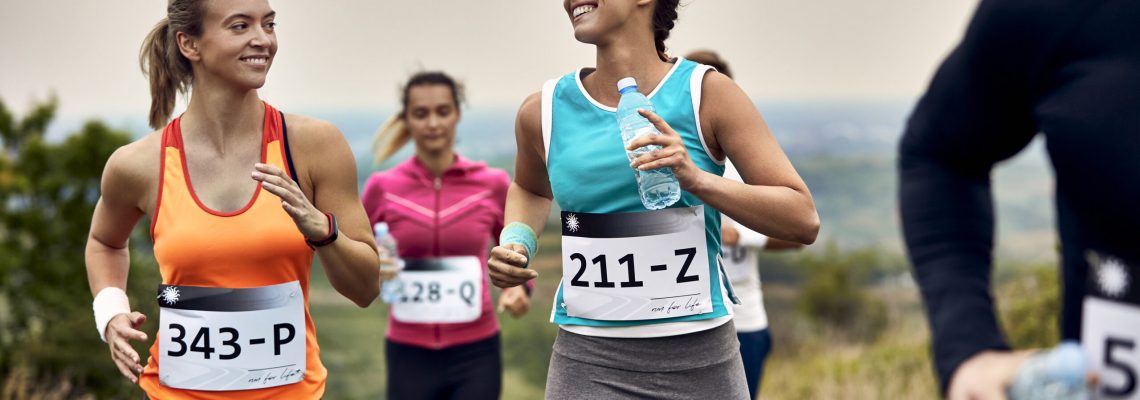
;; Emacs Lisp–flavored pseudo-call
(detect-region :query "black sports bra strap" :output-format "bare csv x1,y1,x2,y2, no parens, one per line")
280,111,299,182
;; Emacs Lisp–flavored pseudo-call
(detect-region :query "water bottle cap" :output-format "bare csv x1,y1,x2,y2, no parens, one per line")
617,77,638,92
373,222,389,236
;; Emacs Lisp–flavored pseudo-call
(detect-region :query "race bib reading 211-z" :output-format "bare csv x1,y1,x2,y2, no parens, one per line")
158,281,305,391
1082,252,1140,400
560,205,712,321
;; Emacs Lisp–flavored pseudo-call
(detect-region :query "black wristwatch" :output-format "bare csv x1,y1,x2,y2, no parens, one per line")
305,212,339,249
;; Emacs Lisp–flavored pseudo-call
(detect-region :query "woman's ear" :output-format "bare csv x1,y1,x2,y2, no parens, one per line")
176,31,200,62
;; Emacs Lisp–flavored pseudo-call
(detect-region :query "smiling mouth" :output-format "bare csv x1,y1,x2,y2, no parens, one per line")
572,4,596,19
241,56,269,65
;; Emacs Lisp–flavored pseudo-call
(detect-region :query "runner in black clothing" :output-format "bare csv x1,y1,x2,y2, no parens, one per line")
899,0,1140,398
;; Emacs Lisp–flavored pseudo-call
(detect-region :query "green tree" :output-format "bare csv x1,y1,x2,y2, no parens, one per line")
0,96,159,398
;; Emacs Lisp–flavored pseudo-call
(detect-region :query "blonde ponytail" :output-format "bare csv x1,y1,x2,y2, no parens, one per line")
372,114,412,165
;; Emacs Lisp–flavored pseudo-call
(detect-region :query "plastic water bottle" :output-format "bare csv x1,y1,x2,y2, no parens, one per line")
374,222,404,303
616,77,680,210
1008,341,1090,400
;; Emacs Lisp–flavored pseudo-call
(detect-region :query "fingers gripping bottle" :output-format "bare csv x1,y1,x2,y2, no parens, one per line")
616,77,681,210
374,222,404,303
1008,341,1091,400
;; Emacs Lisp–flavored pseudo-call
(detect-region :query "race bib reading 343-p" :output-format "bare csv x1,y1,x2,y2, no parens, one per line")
560,205,712,321
158,281,305,391
1083,252,1139,400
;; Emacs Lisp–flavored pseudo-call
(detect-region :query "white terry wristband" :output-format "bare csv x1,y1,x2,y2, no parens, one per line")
93,287,131,343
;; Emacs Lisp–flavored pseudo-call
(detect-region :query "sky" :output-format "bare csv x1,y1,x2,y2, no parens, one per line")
0,0,979,120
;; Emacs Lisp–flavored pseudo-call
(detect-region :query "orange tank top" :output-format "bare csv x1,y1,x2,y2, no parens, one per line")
139,102,326,399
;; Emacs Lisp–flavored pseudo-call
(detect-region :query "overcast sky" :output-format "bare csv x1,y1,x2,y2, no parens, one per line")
0,1,979,120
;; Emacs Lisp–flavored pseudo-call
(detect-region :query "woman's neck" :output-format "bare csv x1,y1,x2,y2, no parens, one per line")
586,31,672,106
181,77,264,154
416,148,456,178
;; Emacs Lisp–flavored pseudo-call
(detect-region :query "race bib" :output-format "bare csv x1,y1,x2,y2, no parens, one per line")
561,205,712,321
390,256,483,324
721,244,752,284
1082,252,1139,400
157,281,305,391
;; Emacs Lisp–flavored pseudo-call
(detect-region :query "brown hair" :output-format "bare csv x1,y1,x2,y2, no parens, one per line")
139,0,206,129
372,71,465,165
652,0,681,62
684,49,732,78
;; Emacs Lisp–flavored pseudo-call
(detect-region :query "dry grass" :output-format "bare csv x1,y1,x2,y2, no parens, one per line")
760,284,938,400
2,365,96,400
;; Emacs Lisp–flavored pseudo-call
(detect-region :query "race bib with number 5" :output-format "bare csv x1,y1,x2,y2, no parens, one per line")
389,256,483,324
158,281,305,391
561,205,712,321
1082,252,1139,400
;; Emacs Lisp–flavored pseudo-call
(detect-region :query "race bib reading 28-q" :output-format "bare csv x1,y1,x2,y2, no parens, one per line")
390,256,483,324
560,205,711,321
158,281,305,391
1083,252,1139,400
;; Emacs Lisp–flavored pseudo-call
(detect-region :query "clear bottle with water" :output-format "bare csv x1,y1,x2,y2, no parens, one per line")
616,77,681,210
1008,341,1090,400
374,222,404,303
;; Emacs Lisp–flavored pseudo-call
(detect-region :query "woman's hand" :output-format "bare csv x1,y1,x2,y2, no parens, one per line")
378,245,401,282
488,243,538,288
105,311,148,384
497,286,531,318
252,163,329,240
627,109,710,192
721,225,740,246
948,350,1033,400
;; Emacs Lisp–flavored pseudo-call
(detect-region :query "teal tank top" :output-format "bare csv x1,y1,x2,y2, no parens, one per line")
542,58,731,327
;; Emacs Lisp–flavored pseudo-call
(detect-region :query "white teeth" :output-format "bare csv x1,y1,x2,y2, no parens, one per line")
572,5,595,18
243,57,268,65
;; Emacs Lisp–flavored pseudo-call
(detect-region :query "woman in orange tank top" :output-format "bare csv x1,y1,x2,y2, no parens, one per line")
83,1,379,399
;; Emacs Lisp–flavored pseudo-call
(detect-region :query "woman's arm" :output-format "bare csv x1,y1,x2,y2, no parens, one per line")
488,92,548,288
256,115,379,307
627,71,819,244
85,138,155,383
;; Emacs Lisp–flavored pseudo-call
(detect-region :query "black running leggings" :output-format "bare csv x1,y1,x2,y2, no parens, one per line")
385,334,502,400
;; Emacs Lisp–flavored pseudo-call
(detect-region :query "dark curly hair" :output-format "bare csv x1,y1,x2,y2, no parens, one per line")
652,0,681,61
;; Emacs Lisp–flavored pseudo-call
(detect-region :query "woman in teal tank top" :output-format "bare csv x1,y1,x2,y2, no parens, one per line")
488,1,820,398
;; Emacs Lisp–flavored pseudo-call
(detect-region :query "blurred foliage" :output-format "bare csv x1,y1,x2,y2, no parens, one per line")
0,96,160,398
793,243,893,342
997,264,1061,349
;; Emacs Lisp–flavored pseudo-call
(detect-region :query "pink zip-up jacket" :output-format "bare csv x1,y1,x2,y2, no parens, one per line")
361,155,511,349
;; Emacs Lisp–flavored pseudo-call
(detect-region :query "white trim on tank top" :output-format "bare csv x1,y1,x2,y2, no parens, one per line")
573,57,686,113
690,65,727,166
541,78,558,165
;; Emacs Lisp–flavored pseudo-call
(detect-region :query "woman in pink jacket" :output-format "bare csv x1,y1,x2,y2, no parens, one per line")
361,71,531,400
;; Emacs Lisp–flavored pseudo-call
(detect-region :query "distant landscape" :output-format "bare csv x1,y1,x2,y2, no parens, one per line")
49,99,1059,263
